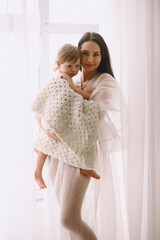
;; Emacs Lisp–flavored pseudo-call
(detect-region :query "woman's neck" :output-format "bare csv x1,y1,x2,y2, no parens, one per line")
82,69,98,82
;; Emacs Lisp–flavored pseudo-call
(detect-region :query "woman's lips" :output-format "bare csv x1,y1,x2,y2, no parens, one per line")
85,64,94,67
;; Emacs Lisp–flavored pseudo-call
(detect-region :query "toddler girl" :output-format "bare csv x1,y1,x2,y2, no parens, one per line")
32,44,100,189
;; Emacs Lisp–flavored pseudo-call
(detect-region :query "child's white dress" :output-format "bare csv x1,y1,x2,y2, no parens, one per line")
43,73,127,240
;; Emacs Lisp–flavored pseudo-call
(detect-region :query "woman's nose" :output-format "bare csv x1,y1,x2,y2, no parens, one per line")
87,55,93,62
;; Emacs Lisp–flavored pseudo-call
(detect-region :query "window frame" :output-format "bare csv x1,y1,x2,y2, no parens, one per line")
0,0,99,201
39,0,99,87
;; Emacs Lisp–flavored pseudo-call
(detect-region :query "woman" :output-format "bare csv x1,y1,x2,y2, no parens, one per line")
42,32,127,240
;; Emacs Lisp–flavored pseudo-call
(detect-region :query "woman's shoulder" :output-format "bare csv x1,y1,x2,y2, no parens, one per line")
97,72,115,81
94,73,116,87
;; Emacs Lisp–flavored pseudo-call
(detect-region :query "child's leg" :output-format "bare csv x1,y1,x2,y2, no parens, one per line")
35,151,47,188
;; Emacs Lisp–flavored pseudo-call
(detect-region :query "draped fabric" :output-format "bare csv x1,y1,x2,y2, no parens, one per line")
120,0,160,239
0,1,40,239
0,0,159,240
79,73,128,240
42,72,128,240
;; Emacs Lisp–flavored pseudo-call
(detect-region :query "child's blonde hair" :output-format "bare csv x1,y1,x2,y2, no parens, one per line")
54,44,80,71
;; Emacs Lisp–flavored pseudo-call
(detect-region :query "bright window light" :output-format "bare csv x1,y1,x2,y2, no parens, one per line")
49,0,100,24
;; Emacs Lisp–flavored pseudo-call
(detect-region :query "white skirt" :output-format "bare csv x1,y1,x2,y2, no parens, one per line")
42,140,124,240
40,73,128,240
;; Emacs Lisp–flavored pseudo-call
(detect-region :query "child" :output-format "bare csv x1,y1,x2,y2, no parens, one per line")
32,44,100,189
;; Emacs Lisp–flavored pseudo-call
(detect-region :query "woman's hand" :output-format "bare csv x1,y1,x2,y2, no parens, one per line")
44,129,61,141
80,169,100,179
34,115,61,142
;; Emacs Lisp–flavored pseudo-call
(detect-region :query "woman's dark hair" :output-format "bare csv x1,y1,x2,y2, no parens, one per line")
78,32,115,78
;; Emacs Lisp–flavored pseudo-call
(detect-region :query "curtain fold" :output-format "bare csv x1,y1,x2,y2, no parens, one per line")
0,1,40,240
120,0,160,239
1,0,160,239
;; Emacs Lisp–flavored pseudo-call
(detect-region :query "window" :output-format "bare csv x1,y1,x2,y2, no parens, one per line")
39,0,99,87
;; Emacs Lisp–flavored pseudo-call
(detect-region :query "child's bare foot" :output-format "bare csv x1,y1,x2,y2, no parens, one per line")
80,169,100,179
35,171,47,189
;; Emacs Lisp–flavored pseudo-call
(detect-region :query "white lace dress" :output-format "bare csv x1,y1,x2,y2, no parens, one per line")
43,73,127,240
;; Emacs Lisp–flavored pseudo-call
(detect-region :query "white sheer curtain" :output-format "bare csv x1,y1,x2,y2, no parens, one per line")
1,0,159,239
120,0,160,239
0,1,40,240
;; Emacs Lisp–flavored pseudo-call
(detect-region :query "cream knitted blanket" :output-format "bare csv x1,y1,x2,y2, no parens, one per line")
32,78,98,170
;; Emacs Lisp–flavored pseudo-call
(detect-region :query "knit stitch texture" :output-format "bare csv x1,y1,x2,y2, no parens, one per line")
32,78,98,170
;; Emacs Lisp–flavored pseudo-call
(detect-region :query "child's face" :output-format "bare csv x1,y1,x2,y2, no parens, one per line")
58,58,80,78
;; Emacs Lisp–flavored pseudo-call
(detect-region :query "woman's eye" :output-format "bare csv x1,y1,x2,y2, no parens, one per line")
67,65,72,67
76,65,80,68
94,53,100,56
82,52,88,55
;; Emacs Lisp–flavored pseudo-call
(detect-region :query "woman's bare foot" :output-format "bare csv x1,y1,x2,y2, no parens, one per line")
35,171,47,189
80,169,100,179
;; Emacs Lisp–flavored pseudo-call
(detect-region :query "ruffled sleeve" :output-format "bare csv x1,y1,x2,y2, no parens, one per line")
90,73,127,153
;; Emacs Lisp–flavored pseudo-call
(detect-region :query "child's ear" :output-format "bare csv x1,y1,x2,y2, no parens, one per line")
56,61,60,68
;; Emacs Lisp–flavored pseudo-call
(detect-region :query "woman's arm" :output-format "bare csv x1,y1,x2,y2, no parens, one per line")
35,115,60,141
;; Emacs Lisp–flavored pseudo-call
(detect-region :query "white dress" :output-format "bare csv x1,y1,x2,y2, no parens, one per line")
43,73,127,240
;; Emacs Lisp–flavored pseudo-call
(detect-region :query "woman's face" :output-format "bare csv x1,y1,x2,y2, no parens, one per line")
80,41,102,73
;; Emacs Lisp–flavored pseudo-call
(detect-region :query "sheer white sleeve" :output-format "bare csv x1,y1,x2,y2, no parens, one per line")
90,73,127,153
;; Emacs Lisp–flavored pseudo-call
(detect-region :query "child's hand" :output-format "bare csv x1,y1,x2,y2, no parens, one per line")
80,169,100,179
56,72,75,89
57,72,71,81
83,88,95,99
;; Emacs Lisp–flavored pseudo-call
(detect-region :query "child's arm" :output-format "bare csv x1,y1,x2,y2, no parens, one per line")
57,73,95,100
35,115,61,141
72,86,95,100
35,115,43,129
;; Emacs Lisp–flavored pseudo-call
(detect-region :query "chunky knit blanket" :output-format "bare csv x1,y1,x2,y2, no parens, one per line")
32,78,98,170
